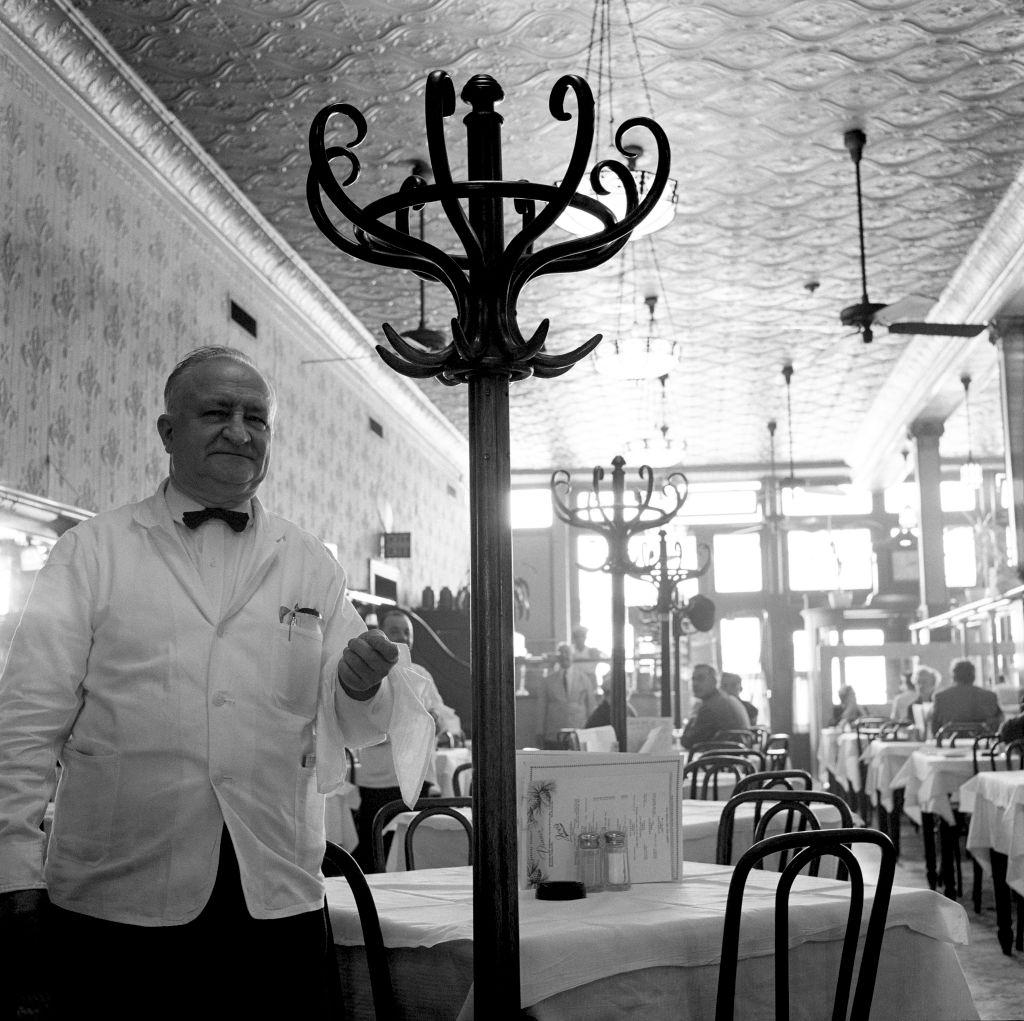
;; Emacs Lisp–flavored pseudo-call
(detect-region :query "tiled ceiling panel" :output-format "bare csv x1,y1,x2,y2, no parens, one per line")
68,0,1024,475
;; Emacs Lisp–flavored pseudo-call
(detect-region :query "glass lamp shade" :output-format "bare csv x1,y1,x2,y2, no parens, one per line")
555,167,678,238
591,334,679,379
960,458,983,490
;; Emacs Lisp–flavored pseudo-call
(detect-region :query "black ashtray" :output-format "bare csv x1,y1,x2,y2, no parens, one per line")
535,880,587,900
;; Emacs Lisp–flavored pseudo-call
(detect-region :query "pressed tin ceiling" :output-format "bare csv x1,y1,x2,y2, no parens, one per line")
66,0,1024,478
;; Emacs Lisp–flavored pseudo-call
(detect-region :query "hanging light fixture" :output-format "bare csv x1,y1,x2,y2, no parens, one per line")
959,374,983,490
625,372,684,466
593,290,678,379
555,0,678,237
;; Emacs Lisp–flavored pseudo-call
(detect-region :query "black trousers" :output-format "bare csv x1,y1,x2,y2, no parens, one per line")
46,830,338,1020
354,782,432,872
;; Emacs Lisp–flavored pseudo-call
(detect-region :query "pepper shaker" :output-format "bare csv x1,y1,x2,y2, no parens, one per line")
576,832,604,892
603,830,630,891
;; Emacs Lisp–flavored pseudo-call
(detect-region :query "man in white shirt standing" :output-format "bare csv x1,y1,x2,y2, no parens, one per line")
353,606,462,871
0,347,433,1018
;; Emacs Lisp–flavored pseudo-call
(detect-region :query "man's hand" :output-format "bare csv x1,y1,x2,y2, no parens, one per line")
337,629,400,698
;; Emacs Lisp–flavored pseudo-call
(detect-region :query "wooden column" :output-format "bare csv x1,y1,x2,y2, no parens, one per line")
910,419,949,621
996,318,1024,682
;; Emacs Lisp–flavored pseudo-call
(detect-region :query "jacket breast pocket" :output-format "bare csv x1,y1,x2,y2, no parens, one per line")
273,622,323,718
52,743,121,865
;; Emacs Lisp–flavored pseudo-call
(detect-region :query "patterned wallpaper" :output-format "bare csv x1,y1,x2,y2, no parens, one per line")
0,28,470,603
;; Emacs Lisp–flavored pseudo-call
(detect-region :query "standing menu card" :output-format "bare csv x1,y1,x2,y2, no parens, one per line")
516,751,683,889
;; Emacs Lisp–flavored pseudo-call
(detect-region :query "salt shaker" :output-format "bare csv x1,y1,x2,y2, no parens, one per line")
603,830,630,891
576,832,603,892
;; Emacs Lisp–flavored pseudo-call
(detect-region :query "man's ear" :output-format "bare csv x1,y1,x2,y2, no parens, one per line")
157,414,173,453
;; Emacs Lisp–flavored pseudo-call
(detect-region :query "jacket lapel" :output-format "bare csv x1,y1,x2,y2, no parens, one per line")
220,496,281,626
132,486,219,625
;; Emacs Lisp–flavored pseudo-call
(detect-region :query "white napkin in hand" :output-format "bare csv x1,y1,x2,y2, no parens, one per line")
386,647,436,807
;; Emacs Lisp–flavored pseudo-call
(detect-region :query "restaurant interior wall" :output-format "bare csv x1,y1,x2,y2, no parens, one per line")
0,20,471,608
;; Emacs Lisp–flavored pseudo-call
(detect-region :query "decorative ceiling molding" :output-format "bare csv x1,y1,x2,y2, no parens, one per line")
1,0,468,468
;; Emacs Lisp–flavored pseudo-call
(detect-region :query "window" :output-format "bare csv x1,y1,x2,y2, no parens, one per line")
944,525,977,589
511,488,553,529
883,480,980,514
712,533,762,592
677,481,762,524
787,529,874,591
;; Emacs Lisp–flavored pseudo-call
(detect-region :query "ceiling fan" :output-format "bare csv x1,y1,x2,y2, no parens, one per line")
839,128,989,344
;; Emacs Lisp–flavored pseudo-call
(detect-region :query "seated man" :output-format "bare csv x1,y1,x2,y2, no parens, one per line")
354,607,462,871
680,664,751,750
931,659,1002,734
720,672,757,725
890,673,917,723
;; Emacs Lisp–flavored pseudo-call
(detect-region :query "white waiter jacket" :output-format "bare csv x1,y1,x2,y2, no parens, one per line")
0,485,433,924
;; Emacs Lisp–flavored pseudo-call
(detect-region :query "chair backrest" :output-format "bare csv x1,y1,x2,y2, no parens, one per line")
1006,739,1024,770
853,718,886,755
972,734,1002,774
764,733,791,769
878,720,915,742
683,755,756,800
715,828,896,1021
687,740,746,765
751,724,772,752
321,840,395,1019
732,770,814,795
715,729,756,748
452,761,473,797
345,747,357,785
935,721,989,747
404,804,474,870
556,728,581,750
370,797,472,872
716,789,855,870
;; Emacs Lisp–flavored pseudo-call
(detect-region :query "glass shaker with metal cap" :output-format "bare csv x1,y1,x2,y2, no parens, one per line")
576,831,603,892
603,830,631,891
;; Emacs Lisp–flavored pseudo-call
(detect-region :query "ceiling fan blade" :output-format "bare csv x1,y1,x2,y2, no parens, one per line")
886,322,987,338
872,293,935,326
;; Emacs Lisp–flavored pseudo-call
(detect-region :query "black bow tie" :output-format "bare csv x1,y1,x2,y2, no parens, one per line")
182,507,249,533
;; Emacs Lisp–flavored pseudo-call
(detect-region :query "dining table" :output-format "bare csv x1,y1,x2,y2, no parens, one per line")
889,745,993,899
327,861,976,1020
961,769,1024,954
862,738,923,856
383,798,846,872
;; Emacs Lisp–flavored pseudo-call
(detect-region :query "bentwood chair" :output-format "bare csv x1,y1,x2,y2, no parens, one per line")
404,803,474,870
716,789,855,872
452,761,473,796
371,797,472,872
683,755,756,800
878,720,916,742
687,740,747,764
934,721,989,747
972,734,1004,775
321,840,395,1019
1006,739,1024,770
715,828,897,1021
732,769,814,795
714,729,756,748
764,733,791,771
751,724,772,752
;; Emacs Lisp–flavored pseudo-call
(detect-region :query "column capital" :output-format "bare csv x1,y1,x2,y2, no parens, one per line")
908,418,945,440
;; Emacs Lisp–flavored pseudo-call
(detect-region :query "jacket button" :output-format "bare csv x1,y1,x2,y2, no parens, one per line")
212,693,227,707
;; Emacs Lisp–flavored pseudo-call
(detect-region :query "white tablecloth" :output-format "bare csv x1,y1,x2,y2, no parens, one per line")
817,727,841,779
962,770,1024,896
433,747,473,797
888,747,985,826
327,863,976,1020
384,799,843,872
864,740,922,812
831,732,865,792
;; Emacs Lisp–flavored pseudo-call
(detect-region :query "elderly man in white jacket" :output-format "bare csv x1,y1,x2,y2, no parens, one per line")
0,347,434,1018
